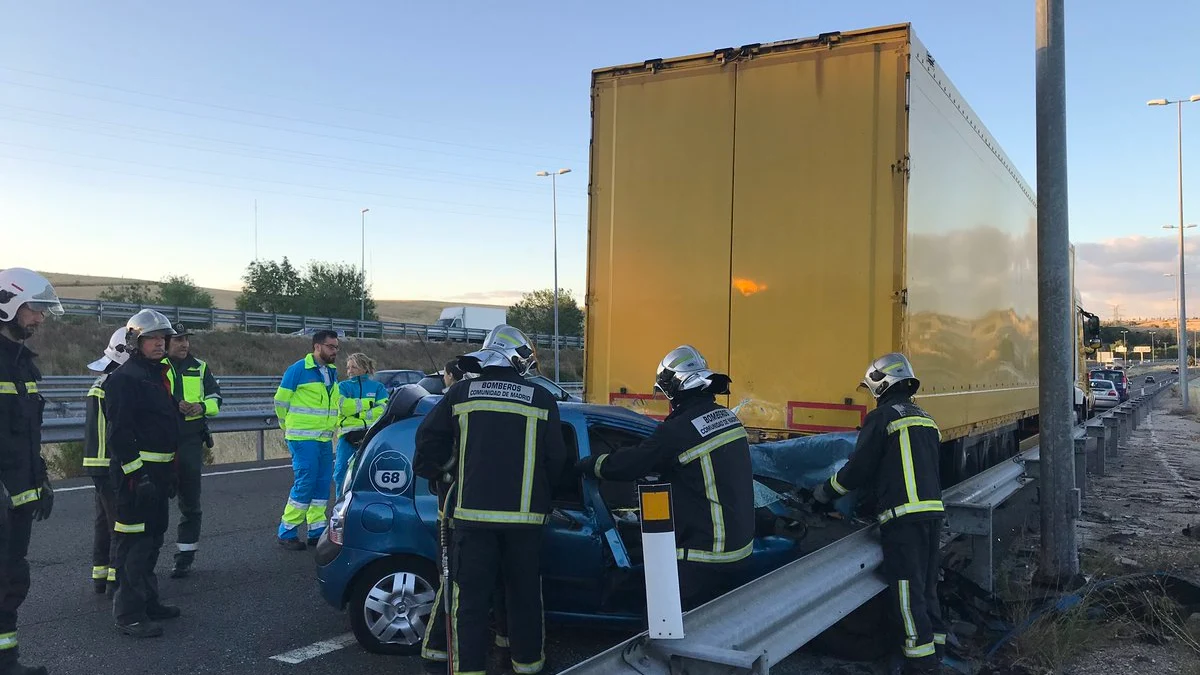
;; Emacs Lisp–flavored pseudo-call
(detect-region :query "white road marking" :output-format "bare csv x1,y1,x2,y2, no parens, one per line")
269,633,357,664
55,463,291,492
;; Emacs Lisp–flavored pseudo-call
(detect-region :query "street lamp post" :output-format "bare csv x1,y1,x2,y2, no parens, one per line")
1150,331,1157,362
1121,329,1128,365
360,208,369,337
1148,94,1200,406
535,168,572,382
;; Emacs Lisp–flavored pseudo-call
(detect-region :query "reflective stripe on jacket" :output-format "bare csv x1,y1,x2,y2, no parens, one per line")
274,354,359,442
823,390,944,525
336,375,389,434
0,335,47,504
580,395,755,564
82,374,112,476
165,355,222,424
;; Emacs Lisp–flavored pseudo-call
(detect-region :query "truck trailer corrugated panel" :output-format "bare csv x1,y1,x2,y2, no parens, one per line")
584,24,1038,442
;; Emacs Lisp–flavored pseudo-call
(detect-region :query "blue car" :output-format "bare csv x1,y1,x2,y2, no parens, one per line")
315,385,859,654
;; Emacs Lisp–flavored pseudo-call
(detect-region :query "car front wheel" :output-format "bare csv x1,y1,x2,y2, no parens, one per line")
347,556,439,655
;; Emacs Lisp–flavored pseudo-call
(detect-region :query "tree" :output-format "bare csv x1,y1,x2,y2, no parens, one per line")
158,275,214,309
508,288,584,337
236,257,377,320
236,258,303,314
301,261,377,321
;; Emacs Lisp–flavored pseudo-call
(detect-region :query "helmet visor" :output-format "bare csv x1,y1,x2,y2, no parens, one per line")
25,299,64,317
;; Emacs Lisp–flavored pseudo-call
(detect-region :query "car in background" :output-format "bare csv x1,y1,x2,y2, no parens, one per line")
1172,366,1180,374
1090,369,1130,402
372,369,426,390
1145,375,1157,384
290,328,347,338
314,386,860,654
1090,379,1120,409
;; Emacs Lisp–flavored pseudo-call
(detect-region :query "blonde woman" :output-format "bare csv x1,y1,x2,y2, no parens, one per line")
334,353,389,499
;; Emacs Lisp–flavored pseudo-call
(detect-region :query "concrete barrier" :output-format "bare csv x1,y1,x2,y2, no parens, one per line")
1103,415,1121,459
1073,435,1088,497
1086,420,1107,476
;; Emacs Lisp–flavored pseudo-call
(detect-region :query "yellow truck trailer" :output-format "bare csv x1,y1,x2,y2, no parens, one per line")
584,24,1042,484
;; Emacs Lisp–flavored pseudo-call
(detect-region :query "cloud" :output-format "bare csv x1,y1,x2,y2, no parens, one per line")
1075,235,1198,320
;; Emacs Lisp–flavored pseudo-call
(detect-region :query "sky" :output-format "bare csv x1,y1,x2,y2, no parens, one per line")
1,1,1199,317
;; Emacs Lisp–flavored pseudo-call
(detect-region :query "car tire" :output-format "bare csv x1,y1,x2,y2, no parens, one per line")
347,555,440,655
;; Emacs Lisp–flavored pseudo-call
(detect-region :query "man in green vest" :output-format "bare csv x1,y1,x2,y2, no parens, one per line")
163,323,221,578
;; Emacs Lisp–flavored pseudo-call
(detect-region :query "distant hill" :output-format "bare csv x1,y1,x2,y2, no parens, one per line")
39,272,506,325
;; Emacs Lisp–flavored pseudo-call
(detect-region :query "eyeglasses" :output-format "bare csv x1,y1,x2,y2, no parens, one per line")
319,343,340,350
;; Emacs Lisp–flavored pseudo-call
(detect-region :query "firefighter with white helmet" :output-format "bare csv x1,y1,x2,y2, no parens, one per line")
812,353,946,674
102,309,183,637
413,325,569,675
0,268,61,675
576,344,755,610
82,327,134,594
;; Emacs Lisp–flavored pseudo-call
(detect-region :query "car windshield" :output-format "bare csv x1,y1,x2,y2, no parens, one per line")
1091,371,1125,385
1090,380,1113,389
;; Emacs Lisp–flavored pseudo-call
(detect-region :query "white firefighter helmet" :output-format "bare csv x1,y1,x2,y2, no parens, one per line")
654,345,731,400
123,309,176,351
860,352,920,398
460,325,538,376
88,327,133,372
0,268,63,323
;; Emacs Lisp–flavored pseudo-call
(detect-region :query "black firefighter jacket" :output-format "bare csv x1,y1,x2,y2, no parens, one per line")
413,367,569,529
578,394,755,564
0,335,48,508
822,388,944,525
102,354,181,487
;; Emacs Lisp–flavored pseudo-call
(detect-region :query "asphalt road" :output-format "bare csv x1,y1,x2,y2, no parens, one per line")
22,461,637,675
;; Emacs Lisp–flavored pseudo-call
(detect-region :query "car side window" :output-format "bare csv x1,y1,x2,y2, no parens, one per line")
552,424,583,506
587,426,645,511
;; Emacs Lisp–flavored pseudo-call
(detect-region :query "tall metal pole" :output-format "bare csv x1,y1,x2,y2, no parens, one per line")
1175,102,1190,407
360,208,369,337
551,172,560,383
254,199,259,261
1035,0,1079,585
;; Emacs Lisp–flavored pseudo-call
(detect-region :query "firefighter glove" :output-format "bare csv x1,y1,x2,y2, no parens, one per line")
32,478,53,521
134,473,159,507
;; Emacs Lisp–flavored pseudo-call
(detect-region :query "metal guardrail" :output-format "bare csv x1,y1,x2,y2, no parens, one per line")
36,376,583,420
560,376,1184,674
58,297,585,349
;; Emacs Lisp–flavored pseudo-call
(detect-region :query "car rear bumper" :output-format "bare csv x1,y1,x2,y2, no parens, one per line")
315,541,387,609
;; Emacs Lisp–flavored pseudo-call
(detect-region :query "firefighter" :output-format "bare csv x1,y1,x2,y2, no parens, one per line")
274,330,367,549
414,326,569,675
164,322,222,578
812,353,946,674
103,309,183,638
575,345,755,610
333,352,388,500
0,267,61,675
83,327,133,595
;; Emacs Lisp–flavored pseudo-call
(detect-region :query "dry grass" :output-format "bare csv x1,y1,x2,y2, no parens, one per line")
28,318,583,379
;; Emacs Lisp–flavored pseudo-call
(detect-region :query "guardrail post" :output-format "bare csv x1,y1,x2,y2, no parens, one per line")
1116,408,1132,445
257,430,265,462
1073,435,1087,498
1086,421,1106,476
1102,415,1120,460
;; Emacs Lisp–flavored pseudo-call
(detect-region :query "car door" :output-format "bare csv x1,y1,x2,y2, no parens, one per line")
538,417,627,616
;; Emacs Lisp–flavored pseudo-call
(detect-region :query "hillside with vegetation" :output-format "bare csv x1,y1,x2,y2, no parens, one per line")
31,318,583,379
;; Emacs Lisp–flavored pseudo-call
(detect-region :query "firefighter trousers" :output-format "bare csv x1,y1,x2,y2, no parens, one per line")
175,433,205,564
678,560,743,612
113,481,171,625
422,528,509,662
91,475,118,584
450,527,543,675
0,507,33,665
880,518,945,671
